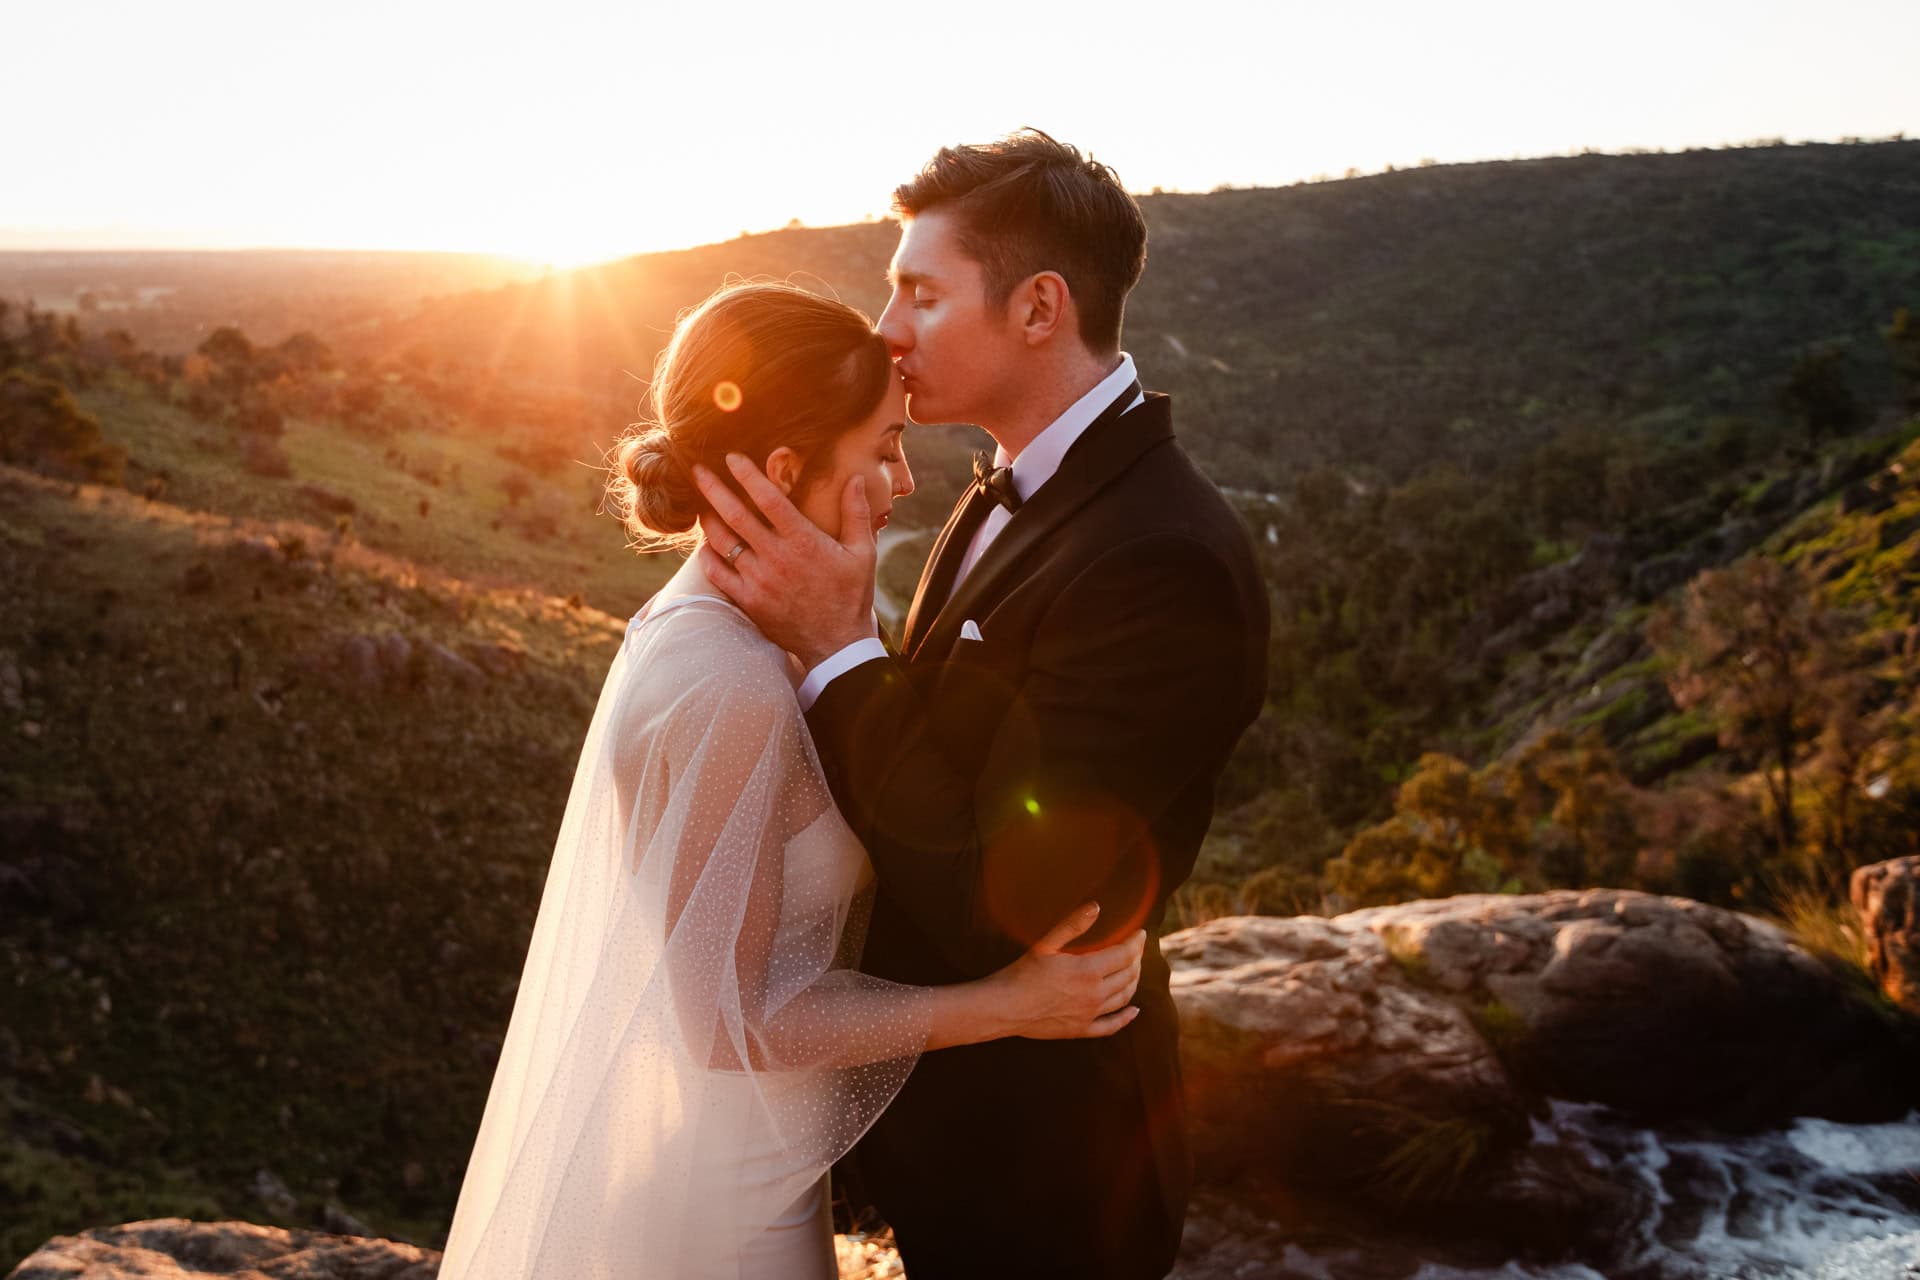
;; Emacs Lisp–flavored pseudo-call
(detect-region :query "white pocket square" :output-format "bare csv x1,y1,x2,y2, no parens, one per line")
960,619,985,642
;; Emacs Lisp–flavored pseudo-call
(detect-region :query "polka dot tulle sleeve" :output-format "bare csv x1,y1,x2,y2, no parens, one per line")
436,601,933,1279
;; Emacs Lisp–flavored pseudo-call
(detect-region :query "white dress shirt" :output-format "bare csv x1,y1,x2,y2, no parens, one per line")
796,353,1145,711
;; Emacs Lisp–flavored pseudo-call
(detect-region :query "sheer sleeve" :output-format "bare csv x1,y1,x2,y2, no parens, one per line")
436,603,932,1280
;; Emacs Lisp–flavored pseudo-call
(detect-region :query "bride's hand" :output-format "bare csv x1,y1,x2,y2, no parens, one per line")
993,902,1146,1040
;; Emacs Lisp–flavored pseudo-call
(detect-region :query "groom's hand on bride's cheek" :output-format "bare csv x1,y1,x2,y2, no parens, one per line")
691,457,878,667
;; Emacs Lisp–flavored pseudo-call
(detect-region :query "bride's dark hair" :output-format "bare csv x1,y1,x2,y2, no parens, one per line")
607,281,894,552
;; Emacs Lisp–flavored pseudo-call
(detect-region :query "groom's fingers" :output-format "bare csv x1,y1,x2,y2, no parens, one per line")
696,510,741,554
838,474,874,556
690,463,771,548
699,541,747,596
724,453,813,541
695,510,748,592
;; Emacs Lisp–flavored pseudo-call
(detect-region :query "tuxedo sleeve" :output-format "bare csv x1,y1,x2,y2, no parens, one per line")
804,532,1253,977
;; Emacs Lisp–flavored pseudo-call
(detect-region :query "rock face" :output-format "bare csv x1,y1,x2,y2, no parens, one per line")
1853,856,1920,1013
1165,912,1523,1189
5,1218,439,1279
17,889,1919,1279
1166,889,1919,1196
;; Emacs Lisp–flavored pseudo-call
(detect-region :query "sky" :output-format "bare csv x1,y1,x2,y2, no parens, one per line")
8,0,1917,266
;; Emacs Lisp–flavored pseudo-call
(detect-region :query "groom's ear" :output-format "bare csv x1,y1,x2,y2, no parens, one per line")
763,446,802,496
1016,270,1071,347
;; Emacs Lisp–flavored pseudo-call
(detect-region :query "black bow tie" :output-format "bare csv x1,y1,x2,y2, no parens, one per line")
972,450,1021,514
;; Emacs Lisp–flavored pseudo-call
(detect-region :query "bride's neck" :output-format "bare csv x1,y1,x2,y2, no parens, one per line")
657,551,734,608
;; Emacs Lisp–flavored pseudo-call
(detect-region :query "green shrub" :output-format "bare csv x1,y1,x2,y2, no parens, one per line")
0,370,126,484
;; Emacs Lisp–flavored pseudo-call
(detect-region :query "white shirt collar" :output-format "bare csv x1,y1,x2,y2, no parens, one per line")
996,352,1141,503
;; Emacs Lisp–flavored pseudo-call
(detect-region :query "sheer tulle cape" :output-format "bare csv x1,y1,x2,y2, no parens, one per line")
436,598,932,1279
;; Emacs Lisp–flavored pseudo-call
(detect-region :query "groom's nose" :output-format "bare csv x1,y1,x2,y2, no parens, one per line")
876,295,913,359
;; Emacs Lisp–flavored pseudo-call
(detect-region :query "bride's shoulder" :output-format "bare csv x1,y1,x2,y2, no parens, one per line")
638,601,798,714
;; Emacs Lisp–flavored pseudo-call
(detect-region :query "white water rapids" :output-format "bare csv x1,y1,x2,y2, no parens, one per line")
1399,1101,1920,1280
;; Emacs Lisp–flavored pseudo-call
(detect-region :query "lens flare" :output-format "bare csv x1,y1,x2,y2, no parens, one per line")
982,796,1161,949
713,381,743,412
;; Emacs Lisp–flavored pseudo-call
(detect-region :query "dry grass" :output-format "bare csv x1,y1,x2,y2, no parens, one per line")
1770,879,1871,973
1764,878,1891,1016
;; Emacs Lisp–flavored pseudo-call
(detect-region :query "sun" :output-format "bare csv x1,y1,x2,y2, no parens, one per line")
511,240,628,271
484,211,644,271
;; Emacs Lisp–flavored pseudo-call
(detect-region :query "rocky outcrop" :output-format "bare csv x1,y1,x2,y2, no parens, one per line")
18,889,1918,1279
1165,911,1524,1188
1853,856,1920,1013
5,1218,437,1279
1157,888,1920,1266
11,1219,903,1280
1164,889,1920,1236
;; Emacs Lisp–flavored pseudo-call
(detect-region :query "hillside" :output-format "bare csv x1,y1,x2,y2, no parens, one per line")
5,139,1920,1266
0,250,539,357
364,140,1920,493
0,463,630,1263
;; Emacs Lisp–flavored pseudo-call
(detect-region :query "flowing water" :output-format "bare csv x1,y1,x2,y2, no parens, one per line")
840,1101,1920,1278
1407,1101,1920,1280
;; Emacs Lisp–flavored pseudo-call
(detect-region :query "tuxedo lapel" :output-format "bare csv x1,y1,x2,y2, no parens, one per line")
918,392,1175,662
901,485,990,656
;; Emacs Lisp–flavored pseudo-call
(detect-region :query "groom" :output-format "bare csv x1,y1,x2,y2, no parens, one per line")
694,129,1268,1278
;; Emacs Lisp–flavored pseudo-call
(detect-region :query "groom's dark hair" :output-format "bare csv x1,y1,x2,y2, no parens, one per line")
892,128,1147,354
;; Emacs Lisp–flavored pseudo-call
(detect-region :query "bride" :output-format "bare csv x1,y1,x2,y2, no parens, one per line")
435,282,1147,1280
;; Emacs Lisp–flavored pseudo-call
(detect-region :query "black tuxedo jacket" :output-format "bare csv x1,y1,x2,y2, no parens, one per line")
806,390,1269,1279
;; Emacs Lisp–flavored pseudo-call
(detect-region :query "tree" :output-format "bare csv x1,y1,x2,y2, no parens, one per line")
276,331,335,373
0,369,127,483
1885,308,1920,412
1805,685,1879,894
1647,555,1865,861
198,325,255,367
1323,752,1530,908
1777,347,1862,444
198,326,257,395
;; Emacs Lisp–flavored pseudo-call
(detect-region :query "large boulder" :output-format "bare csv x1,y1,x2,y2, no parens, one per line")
1164,913,1522,1189
1165,889,1920,1219
1852,856,1920,1013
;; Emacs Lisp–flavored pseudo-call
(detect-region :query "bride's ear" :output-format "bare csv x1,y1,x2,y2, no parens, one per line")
763,446,802,497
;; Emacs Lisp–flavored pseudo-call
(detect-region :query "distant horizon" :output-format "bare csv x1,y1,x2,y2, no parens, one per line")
5,132,1910,270
12,0,1920,266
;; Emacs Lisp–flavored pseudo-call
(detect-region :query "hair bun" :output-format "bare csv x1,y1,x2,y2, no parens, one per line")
614,427,699,539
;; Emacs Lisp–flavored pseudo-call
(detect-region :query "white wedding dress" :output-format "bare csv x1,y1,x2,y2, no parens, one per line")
436,572,932,1280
